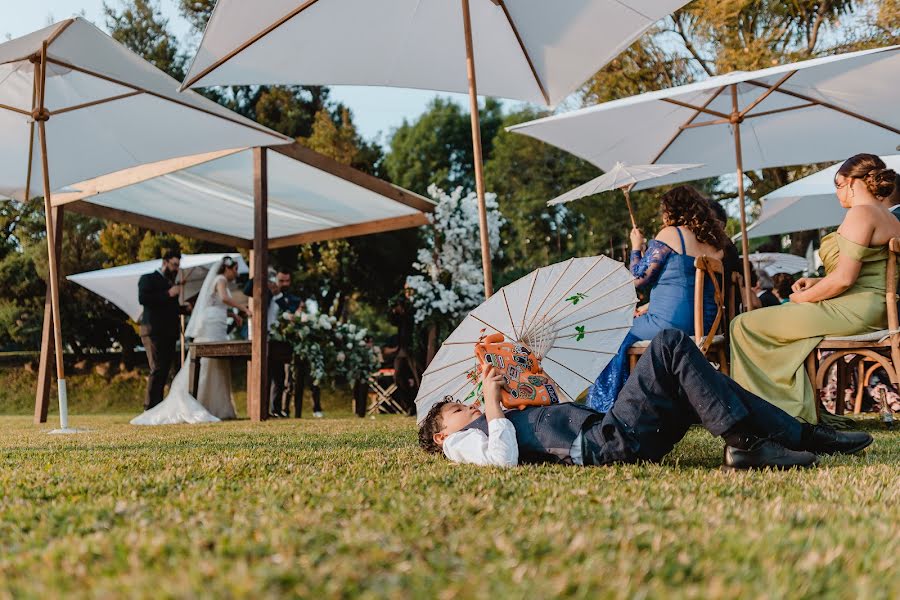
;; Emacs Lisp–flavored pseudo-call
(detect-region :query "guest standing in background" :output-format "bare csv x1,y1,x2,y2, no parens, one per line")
883,173,900,219
752,270,781,308
137,249,188,411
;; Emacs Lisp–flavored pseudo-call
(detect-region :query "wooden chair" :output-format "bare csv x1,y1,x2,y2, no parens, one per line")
807,238,900,415
627,256,729,373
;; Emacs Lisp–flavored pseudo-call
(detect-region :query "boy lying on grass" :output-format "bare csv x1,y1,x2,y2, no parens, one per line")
418,330,873,470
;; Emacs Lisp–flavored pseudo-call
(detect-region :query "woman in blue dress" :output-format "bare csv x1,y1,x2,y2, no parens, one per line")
587,185,729,412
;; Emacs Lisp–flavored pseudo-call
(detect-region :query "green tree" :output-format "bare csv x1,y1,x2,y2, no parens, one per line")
384,97,503,195
104,0,185,80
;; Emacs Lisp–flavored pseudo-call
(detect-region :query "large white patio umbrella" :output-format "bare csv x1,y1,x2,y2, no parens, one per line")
748,155,900,239
181,0,691,297
547,162,701,228
508,46,900,309
0,19,289,431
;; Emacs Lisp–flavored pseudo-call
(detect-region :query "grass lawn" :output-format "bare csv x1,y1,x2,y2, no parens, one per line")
1,413,898,599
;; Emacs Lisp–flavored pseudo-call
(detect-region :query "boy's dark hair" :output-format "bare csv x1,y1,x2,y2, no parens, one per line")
418,400,452,455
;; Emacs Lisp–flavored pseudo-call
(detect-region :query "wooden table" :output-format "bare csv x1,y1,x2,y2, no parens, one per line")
188,340,298,418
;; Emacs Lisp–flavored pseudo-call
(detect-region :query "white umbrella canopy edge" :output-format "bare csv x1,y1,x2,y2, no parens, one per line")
180,0,692,299
181,0,691,105
508,45,900,309
67,254,250,322
0,17,292,201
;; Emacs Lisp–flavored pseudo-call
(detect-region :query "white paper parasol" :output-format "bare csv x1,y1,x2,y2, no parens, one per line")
548,162,703,229
415,256,636,423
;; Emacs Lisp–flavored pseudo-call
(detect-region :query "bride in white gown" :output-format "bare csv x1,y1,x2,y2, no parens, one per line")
131,257,250,426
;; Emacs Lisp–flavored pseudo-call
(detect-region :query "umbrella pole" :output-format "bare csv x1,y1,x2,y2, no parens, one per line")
731,84,754,311
461,0,494,298
179,271,185,367
622,185,637,230
36,42,72,431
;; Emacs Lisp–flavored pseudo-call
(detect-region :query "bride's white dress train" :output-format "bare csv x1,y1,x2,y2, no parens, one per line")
132,272,237,425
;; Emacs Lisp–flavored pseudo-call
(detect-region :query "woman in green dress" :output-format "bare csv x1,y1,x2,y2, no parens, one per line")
731,154,900,424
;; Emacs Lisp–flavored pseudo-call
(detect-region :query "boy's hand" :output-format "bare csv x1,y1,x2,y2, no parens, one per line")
481,364,507,421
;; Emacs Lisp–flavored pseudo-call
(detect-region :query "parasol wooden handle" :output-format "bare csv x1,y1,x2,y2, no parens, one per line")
622,186,637,230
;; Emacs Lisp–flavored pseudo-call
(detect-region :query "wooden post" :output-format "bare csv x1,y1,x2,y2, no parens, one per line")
249,148,268,422
36,42,71,429
34,206,64,423
461,0,494,298
731,84,754,312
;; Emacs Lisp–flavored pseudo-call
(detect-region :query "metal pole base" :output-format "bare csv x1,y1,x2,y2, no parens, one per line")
48,427,87,435
46,378,86,433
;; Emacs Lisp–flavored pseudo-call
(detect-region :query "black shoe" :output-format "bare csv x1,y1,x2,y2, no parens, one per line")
804,425,873,455
723,439,817,470
268,412,281,419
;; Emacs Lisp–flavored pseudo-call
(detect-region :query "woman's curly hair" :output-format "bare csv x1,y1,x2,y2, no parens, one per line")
659,185,729,250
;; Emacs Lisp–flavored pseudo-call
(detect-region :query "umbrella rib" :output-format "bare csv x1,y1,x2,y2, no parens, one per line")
548,299,637,336
547,346,616,354
181,0,323,90
660,98,730,120
546,276,633,325
45,18,76,47
50,91,144,116
418,363,476,402
0,103,30,116
743,79,900,136
742,102,817,120
542,355,595,386
44,57,287,139
501,288,518,340
495,1,550,105
422,355,476,377
519,270,538,339
651,85,726,164
470,314,514,340
522,258,574,335
538,258,615,324
556,325,632,340
738,70,796,118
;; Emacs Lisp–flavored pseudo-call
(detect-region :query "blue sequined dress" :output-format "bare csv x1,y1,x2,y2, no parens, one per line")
587,227,717,412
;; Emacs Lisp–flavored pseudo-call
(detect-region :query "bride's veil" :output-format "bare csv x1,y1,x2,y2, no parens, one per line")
184,257,228,340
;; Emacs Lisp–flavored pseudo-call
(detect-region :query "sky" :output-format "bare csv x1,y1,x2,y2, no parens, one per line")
2,0,532,146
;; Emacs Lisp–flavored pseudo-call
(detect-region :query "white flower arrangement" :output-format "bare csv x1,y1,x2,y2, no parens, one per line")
271,308,379,386
405,185,505,328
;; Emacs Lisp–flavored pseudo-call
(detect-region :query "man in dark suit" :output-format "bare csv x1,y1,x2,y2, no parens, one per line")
245,268,303,417
751,270,780,308
138,250,187,410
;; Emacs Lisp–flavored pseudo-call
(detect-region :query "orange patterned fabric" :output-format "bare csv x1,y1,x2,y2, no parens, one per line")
472,333,562,410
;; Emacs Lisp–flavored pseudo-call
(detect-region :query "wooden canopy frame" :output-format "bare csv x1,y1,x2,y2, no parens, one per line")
649,71,900,310
22,19,433,425
34,141,433,424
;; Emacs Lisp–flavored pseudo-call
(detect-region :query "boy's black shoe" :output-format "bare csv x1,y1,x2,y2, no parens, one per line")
723,439,817,470
804,425,873,455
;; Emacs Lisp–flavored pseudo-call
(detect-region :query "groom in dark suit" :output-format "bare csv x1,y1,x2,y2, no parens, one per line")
138,250,188,410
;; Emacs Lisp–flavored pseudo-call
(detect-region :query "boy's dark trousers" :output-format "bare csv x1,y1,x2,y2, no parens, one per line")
583,329,803,465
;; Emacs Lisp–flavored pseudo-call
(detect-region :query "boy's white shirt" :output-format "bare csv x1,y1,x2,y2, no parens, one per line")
442,417,584,467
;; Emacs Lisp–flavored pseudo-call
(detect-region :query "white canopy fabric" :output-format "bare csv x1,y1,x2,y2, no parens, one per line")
748,155,900,238
52,144,435,247
508,46,900,188
548,162,701,206
742,252,808,276
68,253,249,321
0,18,290,200
182,0,689,106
